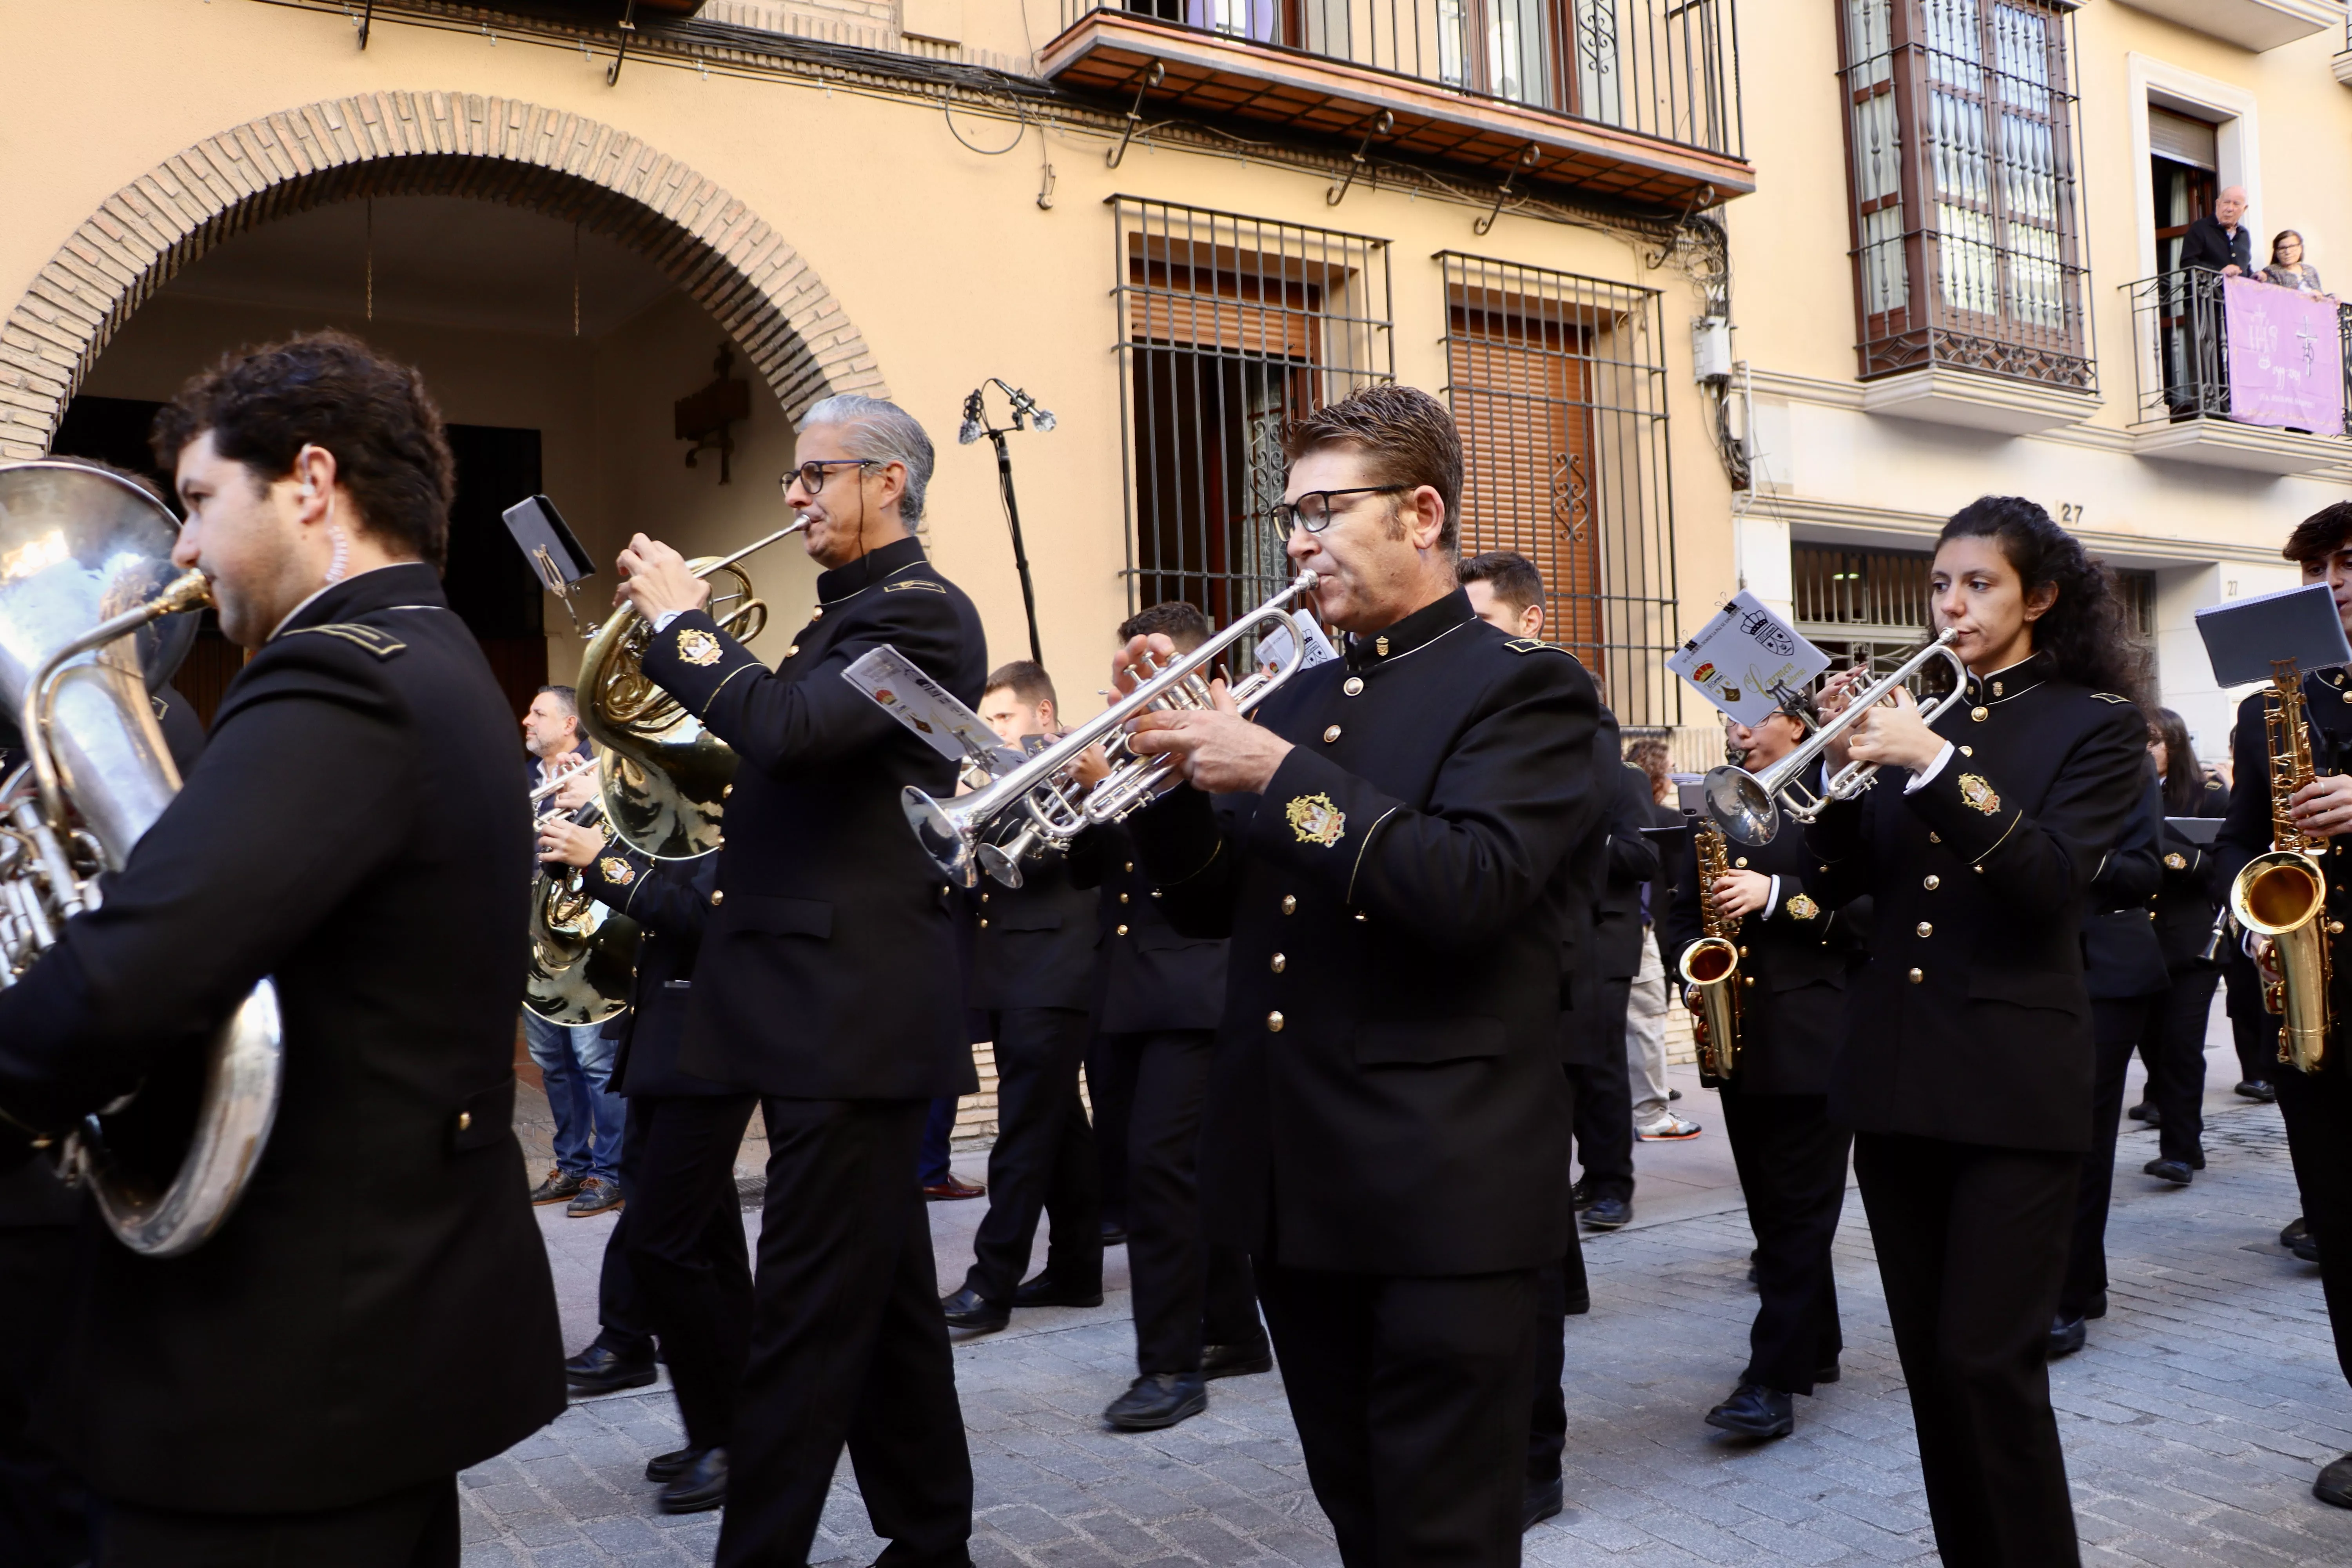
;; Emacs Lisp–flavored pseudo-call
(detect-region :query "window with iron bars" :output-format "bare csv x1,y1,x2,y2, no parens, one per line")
1440,253,1680,729
1836,0,2091,389
1112,198,1394,630
1793,543,2150,679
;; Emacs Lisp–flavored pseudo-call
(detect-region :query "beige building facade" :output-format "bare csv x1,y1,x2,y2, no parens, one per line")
1731,0,2352,768
0,0,1753,764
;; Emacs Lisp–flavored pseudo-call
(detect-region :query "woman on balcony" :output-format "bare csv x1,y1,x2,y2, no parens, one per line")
2263,231,2332,299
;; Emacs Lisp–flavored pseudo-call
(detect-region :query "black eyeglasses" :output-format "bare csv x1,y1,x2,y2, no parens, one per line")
780,458,877,496
1268,484,1410,534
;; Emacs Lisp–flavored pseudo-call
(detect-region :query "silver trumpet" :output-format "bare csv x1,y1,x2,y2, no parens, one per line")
904,571,1321,887
1703,629,1970,846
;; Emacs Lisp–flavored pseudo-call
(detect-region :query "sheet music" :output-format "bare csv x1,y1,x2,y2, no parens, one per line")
842,647,1004,771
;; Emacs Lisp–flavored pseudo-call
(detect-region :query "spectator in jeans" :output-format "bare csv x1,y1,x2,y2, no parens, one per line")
2263,230,2331,298
2181,187,2253,277
523,685,625,1218
1626,738,1699,1143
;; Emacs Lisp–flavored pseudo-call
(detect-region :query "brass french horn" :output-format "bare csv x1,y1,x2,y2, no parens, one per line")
523,766,641,1027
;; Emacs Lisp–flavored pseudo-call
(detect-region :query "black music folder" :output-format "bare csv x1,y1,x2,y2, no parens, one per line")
502,494,595,593
2195,583,2352,686
2165,816,2223,846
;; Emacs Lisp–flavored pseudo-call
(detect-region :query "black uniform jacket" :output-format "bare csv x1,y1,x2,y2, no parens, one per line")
2153,773,2229,968
581,849,740,1098
1596,761,1662,982
0,563,562,1511
2216,667,2352,1059
1071,821,1229,1034
966,842,1101,1013
1806,652,2147,1151
1131,589,1598,1275
2081,771,2166,1002
1555,711,1635,1069
1662,789,1861,1097
638,534,985,1100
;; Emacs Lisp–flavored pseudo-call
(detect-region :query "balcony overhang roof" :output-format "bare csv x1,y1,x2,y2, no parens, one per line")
1038,10,1755,213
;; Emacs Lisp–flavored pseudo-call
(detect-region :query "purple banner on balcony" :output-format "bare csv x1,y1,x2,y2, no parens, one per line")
2226,276,2345,436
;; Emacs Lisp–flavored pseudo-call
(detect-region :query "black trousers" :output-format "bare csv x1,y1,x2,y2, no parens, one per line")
1719,1085,1849,1394
0,1225,85,1568
1107,1029,1262,1374
594,1100,656,1361
2223,947,2281,1086
1528,1069,1587,1486
620,1093,759,1450
1568,976,1635,1205
965,1007,1102,1302
717,1098,973,1568
2275,1065,2352,1394
1853,1132,2081,1568
1087,1032,1136,1229
2060,998,2157,1325
95,1475,456,1568
2140,969,2221,1165
1258,1263,1536,1568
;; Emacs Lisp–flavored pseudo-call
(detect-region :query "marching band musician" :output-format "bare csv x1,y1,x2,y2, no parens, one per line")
2214,500,2352,1512
1114,385,1598,1567
612,393,983,1568
0,333,564,1564
2134,708,2232,1156
1806,496,2149,1565
535,813,753,1516
1665,705,1861,1441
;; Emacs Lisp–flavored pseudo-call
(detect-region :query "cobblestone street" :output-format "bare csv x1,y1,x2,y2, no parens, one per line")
474,1067,2352,1567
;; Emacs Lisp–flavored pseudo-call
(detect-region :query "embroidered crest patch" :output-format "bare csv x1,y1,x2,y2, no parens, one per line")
677,628,722,667
1958,773,2001,815
598,856,636,886
2163,852,2187,871
1787,894,1820,920
1284,793,1346,847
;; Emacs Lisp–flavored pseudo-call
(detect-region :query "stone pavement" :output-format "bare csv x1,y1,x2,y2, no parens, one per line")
474,1049,2352,1566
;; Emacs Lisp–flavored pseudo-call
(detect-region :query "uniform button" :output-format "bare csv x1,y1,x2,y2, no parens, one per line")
711,889,725,906
1323,725,1343,743
1971,706,1988,722
1124,862,1135,873
1281,895,1297,914
2343,691,2352,704
1735,857,1749,869
1916,922,1933,937
1119,892,1131,904
2149,910,2158,921
980,918,989,928
981,893,991,903
723,783,733,799
1271,952,1287,973
940,885,949,896
1922,875,1940,891
1151,889,1162,899
1737,946,1749,958
1908,967,1924,984
1929,831,1940,844
1343,676,1364,696
1742,975,1756,988
457,1111,472,1132
786,644,800,657
1959,746,1973,757
1116,923,1129,935
1267,1011,1285,1032
1354,910,1369,922
811,606,823,619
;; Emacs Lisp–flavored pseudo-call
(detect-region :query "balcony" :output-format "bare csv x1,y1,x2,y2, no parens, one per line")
1038,2,1751,214
2116,0,2341,52
2124,268,2352,475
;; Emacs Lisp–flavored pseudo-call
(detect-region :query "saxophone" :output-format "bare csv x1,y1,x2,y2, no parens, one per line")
2230,659,2336,1073
1677,818,1745,1089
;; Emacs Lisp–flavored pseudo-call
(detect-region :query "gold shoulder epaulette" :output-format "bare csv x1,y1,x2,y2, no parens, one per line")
283,622,406,659
1504,637,1564,655
885,580,947,595
2090,692,2131,704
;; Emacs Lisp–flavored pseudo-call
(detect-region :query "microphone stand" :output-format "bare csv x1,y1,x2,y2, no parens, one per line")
960,380,1053,666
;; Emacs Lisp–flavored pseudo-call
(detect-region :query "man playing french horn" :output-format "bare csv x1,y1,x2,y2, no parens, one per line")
2216,499,2352,1512
0,332,562,1565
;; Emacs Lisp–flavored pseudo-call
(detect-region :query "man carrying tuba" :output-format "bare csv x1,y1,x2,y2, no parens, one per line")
0,332,563,1564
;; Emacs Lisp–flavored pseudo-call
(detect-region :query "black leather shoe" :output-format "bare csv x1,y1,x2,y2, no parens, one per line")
1521,1474,1563,1531
2285,1217,2322,1264
2048,1316,2087,1359
2316,1452,2352,1509
1813,1362,1840,1386
1104,1372,1207,1430
2084,1290,2108,1321
1102,1221,1129,1246
2144,1158,2194,1186
645,1445,700,1482
1012,1272,1104,1310
2238,1079,2278,1103
2126,1101,2158,1125
1581,1198,1631,1230
657,1446,727,1514
1201,1339,1274,1379
564,1343,656,1394
1570,1178,1595,1212
1705,1383,1793,1438
940,1287,1009,1332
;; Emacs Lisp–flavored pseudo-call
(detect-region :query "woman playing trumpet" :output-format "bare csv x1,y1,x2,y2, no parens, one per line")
1803,497,2149,1566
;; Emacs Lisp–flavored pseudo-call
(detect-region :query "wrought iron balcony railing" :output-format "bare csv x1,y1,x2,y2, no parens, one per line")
2124,267,2352,437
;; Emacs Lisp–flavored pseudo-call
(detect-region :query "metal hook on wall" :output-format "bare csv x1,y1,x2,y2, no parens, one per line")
1473,143,1542,237
1106,61,1166,170
1326,110,1394,207
607,0,640,87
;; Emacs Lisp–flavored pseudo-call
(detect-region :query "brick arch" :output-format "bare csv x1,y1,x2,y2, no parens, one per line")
0,91,884,460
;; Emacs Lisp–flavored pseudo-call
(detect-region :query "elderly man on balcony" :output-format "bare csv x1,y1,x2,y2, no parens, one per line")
2181,185,2254,278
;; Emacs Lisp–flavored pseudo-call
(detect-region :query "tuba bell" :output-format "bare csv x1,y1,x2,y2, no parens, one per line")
0,459,283,1257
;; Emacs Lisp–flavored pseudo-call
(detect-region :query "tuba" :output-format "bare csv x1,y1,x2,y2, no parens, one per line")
523,766,641,1026
574,519,808,859
2230,658,2334,1073
0,460,282,1257
1678,817,1744,1089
